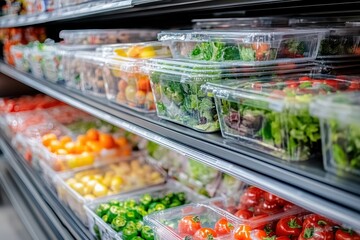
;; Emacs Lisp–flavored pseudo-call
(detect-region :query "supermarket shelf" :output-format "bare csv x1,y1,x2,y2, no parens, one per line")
1,63,360,229
0,137,92,240
0,158,49,240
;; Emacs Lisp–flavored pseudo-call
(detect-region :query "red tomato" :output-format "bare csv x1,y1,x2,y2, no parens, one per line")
299,227,334,240
178,215,202,236
240,186,264,208
251,229,267,240
193,228,218,240
335,229,360,240
263,192,285,206
259,200,282,214
348,81,360,91
234,209,253,219
276,216,302,237
234,225,252,240
303,214,336,229
299,76,311,81
214,218,234,236
324,79,339,88
276,236,291,240
283,203,295,212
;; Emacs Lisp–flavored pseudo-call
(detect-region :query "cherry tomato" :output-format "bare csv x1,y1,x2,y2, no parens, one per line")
259,200,282,214
324,79,339,89
214,218,234,236
335,229,360,240
178,215,202,236
263,192,286,206
240,186,264,208
299,227,334,240
276,215,302,237
234,225,252,240
303,214,336,229
193,228,218,240
251,229,267,240
234,209,253,219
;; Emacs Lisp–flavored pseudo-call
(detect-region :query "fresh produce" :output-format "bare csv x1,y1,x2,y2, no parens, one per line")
216,75,360,161
93,191,189,239
41,129,132,171
318,29,360,56
64,159,164,200
102,43,171,112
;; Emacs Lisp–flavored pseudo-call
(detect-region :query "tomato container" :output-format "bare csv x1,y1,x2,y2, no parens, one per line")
144,203,241,240
59,29,158,45
207,74,360,161
98,42,172,112
76,52,107,97
192,17,289,30
84,180,207,240
310,91,360,177
55,157,166,225
145,58,316,132
157,29,324,62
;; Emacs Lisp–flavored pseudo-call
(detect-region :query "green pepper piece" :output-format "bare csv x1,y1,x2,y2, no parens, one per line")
111,215,127,232
175,192,186,203
102,214,110,224
109,200,120,206
135,205,148,217
165,193,174,199
95,203,110,217
140,194,152,207
126,210,139,221
134,220,144,232
169,200,182,208
154,203,166,212
124,199,137,209
141,226,154,240
108,206,121,222
122,226,139,240
148,202,157,210
131,237,144,240
160,196,171,207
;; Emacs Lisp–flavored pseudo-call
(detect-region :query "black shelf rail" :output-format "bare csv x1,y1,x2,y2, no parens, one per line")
1,63,360,230
0,136,92,240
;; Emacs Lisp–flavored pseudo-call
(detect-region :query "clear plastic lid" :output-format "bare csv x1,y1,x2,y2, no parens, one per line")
59,29,159,45
289,17,360,27
311,90,360,124
207,74,360,111
96,41,172,58
192,17,289,29
76,51,106,64
158,29,325,42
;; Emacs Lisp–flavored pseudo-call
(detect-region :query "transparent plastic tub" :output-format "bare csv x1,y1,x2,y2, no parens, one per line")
10,45,30,73
60,29,159,45
84,180,207,240
61,45,97,90
41,47,64,84
145,58,316,132
192,17,289,30
55,157,166,225
29,47,45,78
207,74,360,161
145,203,240,240
310,91,360,177
157,29,324,62
77,52,107,97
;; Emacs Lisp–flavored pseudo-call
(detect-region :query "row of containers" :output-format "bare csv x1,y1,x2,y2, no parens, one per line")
6,18,360,179
1,95,359,240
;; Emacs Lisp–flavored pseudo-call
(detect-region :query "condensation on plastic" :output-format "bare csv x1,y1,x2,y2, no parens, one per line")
310,91,360,177
84,180,207,240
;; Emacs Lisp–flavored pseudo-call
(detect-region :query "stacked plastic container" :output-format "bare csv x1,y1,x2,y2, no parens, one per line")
289,18,360,75
143,29,323,133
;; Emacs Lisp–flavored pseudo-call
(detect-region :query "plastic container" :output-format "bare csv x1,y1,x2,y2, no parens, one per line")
10,45,30,73
61,45,97,90
145,58,315,132
84,180,207,240
41,46,64,84
77,52,107,97
310,91,360,177
55,157,166,225
157,29,324,62
145,203,240,240
29,47,45,78
192,17,289,30
208,74,360,161
60,29,159,45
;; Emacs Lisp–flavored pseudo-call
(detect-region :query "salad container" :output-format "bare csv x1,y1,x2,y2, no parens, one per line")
84,180,207,240
310,91,360,177
41,46,64,84
77,52,107,97
60,29,159,45
145,58,316,132
55,157,166,225
144,203,240,240
192,17,289,30
157,29,324,62
10,45,30,73
29,47,46,78
101,42,172,112
207,74,360,161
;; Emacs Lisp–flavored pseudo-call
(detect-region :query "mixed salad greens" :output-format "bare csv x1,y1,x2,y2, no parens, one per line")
93,191,189,240
217,75,359,161
188,40,307,61
328,119,360,174
319,35,360,56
